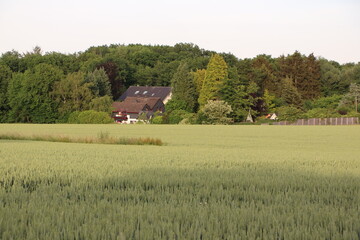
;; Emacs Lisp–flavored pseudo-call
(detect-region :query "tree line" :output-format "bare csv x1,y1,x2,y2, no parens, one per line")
0,43,359,123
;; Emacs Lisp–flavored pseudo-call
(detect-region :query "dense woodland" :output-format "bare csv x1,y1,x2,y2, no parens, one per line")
0,43,359,124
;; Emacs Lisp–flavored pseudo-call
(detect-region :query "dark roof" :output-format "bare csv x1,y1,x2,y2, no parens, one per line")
112,97,162,113
124,97,162,109
118,86,172,102
112,101,149,113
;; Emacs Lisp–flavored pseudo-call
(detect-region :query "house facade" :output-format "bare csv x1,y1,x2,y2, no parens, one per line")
112,97,165,124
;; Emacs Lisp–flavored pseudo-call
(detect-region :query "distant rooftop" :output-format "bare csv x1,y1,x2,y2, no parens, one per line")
118,86,172,102
112,97,162,113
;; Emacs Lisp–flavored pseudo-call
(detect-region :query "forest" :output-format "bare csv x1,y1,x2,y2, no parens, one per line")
0,43,359,124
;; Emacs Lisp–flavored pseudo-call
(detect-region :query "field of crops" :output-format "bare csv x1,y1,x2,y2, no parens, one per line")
1,124,360,240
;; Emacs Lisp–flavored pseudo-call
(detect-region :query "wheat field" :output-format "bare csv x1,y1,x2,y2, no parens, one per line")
0,124,360,239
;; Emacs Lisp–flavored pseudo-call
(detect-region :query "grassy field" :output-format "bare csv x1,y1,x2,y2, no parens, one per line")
1,124,360,240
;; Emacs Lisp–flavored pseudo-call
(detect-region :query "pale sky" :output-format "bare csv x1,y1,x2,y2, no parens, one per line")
0,0,359,64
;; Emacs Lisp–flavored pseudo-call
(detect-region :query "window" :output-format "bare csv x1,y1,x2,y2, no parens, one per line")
143,91,148,95
135,91,139,94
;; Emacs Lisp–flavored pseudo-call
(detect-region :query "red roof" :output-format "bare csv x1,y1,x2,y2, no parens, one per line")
112,97,162,113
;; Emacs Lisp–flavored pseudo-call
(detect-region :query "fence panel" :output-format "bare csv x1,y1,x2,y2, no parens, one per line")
272,117,359,126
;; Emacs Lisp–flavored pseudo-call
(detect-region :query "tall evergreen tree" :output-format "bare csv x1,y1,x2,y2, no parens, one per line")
170,62,197,112
84,68,112,97
280,77,303,107
198,54,228,107
277,51,321,100
303,53,321,99
0,64,12,122
192,69,206,96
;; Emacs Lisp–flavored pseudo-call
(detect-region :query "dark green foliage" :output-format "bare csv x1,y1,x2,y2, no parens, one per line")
68,110,113,124
277,52,321,100
276,106,304,121
222,80,260,122
198,54,229,107
52,72,94,116
0,64,12,122
280,77,303,107
7,64,63,123
151,115,163,124
0,44,359,123
84,68,112,97
168,109,193,124
89,96,113,113
305,95,342,110
171,62,197,112
340,83,360,113
0,50,26,72
303,108,340,118
165,98,188,112
319,59,344,96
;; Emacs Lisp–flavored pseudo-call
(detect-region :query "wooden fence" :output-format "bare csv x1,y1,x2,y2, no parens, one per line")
272,117,359,126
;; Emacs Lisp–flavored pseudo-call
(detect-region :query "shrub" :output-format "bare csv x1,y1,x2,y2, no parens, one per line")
165,98,188,112
201,100,233,125
67,111,81,123
304,95,343,110
68,110,113,124
304,108,340,119
89,96,113,113
151,116,163,124
168,110,192,124
276,106,304,122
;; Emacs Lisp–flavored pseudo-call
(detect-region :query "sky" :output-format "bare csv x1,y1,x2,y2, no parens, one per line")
0,0,359,64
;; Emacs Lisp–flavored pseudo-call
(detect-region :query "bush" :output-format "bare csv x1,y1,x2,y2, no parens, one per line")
201,100,233,125
165,98,188,112
337,106,351,115
68,110,113,124
151,116,163,124
344,111,360,118
89,96,113,113
304,95,343,110
304,108,340,119
168,110,192,124
276,106,304,122
179,113,196,124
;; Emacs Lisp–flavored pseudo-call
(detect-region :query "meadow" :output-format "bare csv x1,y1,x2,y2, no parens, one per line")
0,124,360,240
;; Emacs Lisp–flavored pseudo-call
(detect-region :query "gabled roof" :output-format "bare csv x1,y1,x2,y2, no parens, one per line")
112,101,149,114
124,97,162,110
112,97,162,113
118,86,172,102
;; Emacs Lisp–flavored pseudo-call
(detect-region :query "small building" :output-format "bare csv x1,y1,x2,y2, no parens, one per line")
111,97,165,124
117,86,172,104
265,113,278,120
246,110,254,123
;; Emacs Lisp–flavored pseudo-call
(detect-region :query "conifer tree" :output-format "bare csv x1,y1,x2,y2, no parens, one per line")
277,51,321,100
280,77,303,107
0,64,12,122
304,53,321,99
192,69,206,96
198,54,228,107
170,62,197,112
84,68,112,97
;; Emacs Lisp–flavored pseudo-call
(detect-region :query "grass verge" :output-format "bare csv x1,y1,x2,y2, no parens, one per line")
0,132,163,146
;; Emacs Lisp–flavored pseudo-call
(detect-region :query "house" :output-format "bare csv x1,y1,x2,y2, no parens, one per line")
112,97,165,124
117,86,172,104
